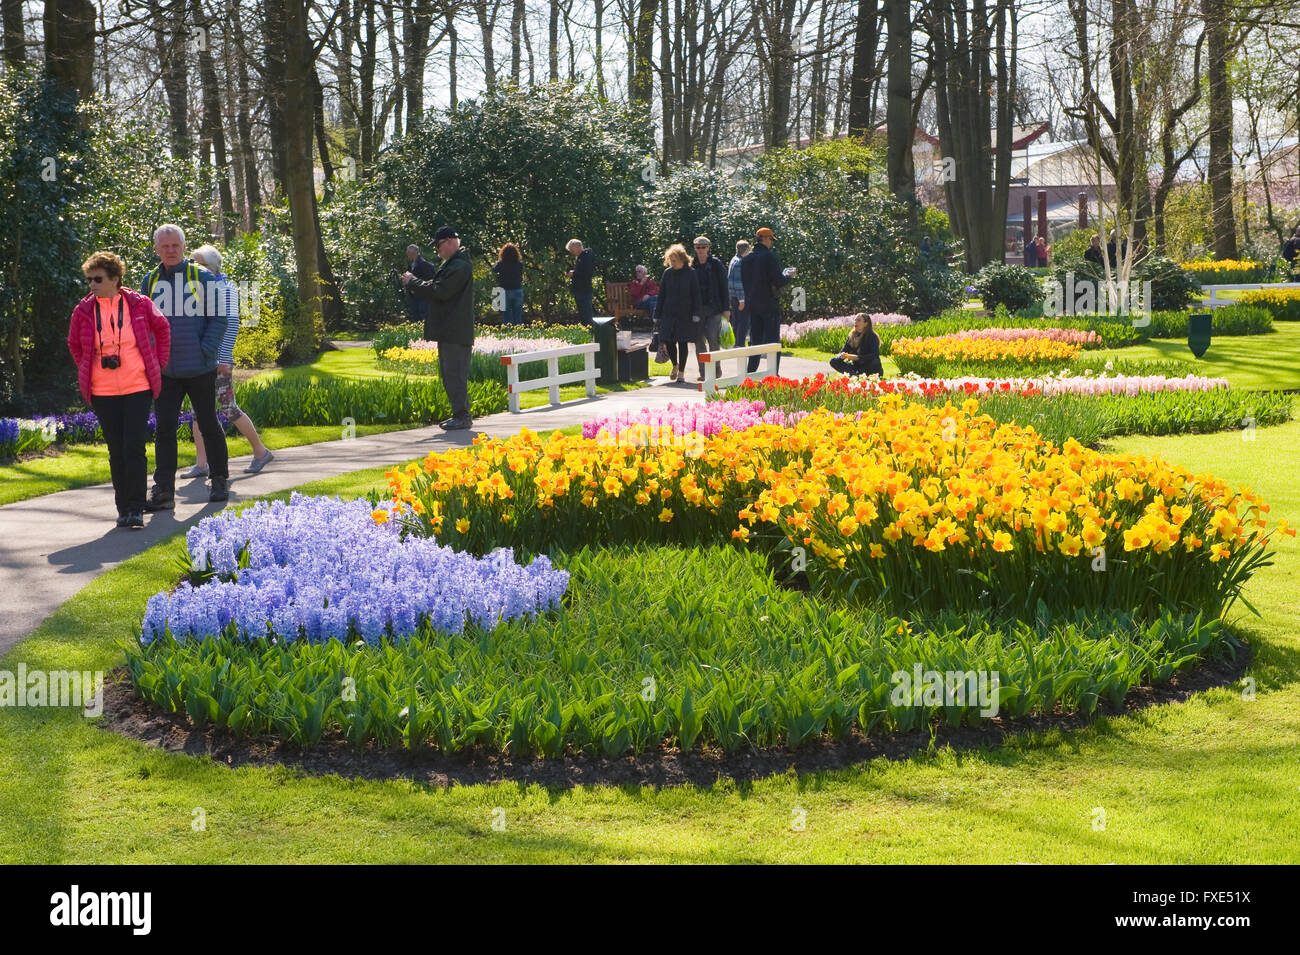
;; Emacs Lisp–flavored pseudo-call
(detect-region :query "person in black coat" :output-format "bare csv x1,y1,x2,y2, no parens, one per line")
403,226,475,430
566,239,596,326
1083,234,1105,268
692,235,729,381
740,227,794,373
405,244,437,323
829,313,883,377
493,242,525,325
653,243,702,382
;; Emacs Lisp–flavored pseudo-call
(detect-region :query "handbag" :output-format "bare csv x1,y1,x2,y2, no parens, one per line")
656,343,671,363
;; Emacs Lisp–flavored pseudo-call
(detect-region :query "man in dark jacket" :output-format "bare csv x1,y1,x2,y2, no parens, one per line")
740,227,795,373
405,244,437,323
403,226,475,430
692,236,729,381
141,223,229,509
566,239,596,326
1282,227,1300,275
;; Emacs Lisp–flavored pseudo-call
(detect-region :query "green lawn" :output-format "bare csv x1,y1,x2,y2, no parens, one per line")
1090,322,1300,391
0,424,411,507
2,420,1298,862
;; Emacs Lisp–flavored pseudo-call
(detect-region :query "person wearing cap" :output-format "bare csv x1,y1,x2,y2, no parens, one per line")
739,227,795,374
691,236,729,382
565,239,596,326
403,226,475,430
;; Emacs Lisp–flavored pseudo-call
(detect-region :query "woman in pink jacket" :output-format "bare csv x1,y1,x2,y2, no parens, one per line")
67,251,171,528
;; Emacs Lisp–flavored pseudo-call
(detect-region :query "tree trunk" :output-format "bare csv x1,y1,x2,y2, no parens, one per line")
263,0,287,189
1203,0,1237,258
404,0,435,126
232,6,260,227
631,0,656,105
847,0,879,136
3,0,25,67
43,0,95,98
594,0,605,99
511,0,523,82
193,0,235,239
360,1,378,170
476,0,498,93
279,0,322,348
549,0,560,82
312,68,334,186
884,0,913,214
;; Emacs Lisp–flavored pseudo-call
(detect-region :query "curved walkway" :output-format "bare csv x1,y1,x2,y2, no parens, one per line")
0,355,827,653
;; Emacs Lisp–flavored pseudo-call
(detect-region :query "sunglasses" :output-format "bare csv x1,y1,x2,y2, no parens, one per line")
85,275,109,284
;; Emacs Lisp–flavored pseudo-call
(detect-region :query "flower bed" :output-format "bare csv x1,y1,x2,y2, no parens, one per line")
890,333,1082,375
141,494,568,645
719,374,1291,446
384,398,1286,620
1181,259,1269,284
582,400,802,443
782,312,911,348
1239,287,1300,321
378,335,589,385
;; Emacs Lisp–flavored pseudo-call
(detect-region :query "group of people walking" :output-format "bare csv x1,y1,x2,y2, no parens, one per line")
646,226,798,381
67,225,272,528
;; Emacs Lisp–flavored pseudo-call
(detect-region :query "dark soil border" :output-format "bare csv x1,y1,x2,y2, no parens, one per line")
97,644,1250,789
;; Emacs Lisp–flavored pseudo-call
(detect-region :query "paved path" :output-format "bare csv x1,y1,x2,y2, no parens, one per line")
0,354,827,653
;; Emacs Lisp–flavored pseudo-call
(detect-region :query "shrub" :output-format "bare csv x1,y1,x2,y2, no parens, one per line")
1239,288,1300,321
972,263,1044,313
1142,255,1202,311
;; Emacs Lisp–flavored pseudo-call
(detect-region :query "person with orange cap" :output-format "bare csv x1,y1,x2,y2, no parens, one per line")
739,227,795,374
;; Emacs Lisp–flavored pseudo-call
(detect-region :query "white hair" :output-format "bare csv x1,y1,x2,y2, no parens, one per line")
153,223,186,245
191,244,222,273
566,239,583,252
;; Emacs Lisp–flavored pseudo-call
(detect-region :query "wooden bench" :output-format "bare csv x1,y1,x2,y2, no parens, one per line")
605,282,651,322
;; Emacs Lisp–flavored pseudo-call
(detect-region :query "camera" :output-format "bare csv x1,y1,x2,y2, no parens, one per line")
100,354,121,370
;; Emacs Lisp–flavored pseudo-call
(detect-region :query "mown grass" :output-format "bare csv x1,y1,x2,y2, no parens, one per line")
0,424,412,507
1,420,1298,862
1089,321,1300,391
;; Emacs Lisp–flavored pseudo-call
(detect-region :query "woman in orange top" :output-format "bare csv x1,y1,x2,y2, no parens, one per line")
67,251,171,528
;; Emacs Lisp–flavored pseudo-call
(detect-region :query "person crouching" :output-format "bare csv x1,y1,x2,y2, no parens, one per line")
829,313,883,377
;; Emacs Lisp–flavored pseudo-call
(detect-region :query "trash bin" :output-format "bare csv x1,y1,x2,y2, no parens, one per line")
592,316,618,385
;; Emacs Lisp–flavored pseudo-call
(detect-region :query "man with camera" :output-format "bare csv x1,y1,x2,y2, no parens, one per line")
402,226,475,431
140,223,229,508
402,244,437,322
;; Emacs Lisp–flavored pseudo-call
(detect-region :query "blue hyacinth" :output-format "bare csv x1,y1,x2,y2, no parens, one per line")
142,493,570,646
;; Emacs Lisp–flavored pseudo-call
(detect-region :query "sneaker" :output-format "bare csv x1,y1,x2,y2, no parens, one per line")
182,464,209,479
441,417,473,431
438,417,457,429
209,478,229,503
143,490,175,512
115,514,131,528
125,513,145,529
244,450,274,474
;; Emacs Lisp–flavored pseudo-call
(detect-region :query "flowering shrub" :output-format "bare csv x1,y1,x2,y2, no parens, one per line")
1180,260,1268,284
142,494,568,645
1239,287,1300,321
890,333,1082,375
383,399,1287,619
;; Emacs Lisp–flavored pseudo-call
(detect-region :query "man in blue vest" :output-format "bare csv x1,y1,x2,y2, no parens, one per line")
141,224,229,509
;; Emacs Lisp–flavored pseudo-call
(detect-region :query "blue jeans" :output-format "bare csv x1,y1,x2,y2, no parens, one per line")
638,295,657,315
503,288,524,325
730,297,749,349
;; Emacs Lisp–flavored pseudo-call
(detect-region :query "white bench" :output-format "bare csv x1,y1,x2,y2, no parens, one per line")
1199,282,1300,308
696,342,783,395
500,342,600,413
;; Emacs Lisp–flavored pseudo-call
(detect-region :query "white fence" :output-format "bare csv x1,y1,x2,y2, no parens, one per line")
501,342,601,413
1200,282,1300,308
697,342,783,394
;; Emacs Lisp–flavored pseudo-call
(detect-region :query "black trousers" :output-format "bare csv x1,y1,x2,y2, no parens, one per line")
831,356,884,377
746,309,781,373
730,298,750,349
154,370,228,491
438,342,472,420
91,389,153,516
574,290,594,326
672,339,691,369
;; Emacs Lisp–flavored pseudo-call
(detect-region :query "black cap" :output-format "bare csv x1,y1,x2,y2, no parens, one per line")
433,226,458,243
